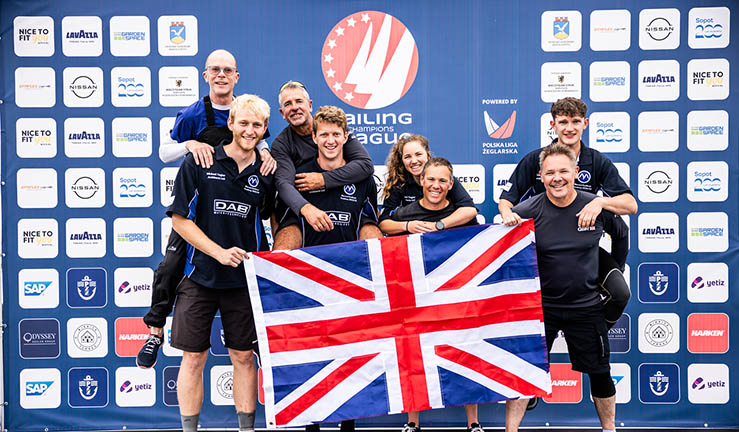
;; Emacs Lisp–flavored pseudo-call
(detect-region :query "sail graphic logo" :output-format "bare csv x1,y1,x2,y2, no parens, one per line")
483,111,516,139
322,11,419,109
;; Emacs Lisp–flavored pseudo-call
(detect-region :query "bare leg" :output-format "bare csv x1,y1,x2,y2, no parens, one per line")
407,411,420,425
177,350,208,415
464,404,478,426
273,224,302,250
359,224,383,240
229,348,257,413
593,395,616,430
150,326,163,337
505,399,529,432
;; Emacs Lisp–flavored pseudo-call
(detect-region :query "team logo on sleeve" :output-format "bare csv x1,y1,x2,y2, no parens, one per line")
322,11,419,109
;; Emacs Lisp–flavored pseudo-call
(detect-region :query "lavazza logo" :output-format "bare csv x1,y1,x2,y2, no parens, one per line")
322,11,418,145
638,213,678,253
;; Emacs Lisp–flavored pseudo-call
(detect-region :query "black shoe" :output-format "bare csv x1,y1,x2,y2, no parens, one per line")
136,334,162,368
467,423,484,432
401,422,421,432
526,397,539,410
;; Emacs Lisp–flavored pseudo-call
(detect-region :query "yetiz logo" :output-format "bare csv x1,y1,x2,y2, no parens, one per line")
115,267,154,307
115,367,155,407
322,11,418,109
688,363,729,404
483,111,516,139
21,368,61,409
687,262,728,303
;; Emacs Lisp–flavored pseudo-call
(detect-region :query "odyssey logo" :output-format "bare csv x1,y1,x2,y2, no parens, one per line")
484,111,516,139
322,11,419,109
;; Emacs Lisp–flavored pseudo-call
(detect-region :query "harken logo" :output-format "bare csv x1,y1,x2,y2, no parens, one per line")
322,11,419,109
484,111,516,139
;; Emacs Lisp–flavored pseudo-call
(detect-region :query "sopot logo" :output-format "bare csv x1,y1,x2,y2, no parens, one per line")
649,371,670,396
553,16,569,39
78,375,99,400
322,11,419,109
695,19,722,39
169,21,185,44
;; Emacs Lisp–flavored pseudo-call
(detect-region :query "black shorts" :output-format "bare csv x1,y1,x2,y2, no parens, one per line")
171,277,257,352
544,304,610,375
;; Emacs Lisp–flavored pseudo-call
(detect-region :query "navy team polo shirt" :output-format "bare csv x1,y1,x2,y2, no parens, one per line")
167,144,275,289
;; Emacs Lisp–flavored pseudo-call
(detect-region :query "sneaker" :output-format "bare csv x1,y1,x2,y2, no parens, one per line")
401,422,421,432
467,423,484,432
136,334,162,368
526,397,539,410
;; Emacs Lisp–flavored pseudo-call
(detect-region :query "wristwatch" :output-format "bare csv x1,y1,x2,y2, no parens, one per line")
435,220,445,230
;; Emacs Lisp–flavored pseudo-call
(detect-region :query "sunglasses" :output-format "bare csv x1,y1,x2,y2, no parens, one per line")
279,80,308,93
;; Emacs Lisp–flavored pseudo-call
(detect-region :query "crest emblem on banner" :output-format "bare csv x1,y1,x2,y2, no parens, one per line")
170,21,185,44
322,11,419,109
77,275,97,300
79,375,99,400
649,270,669,296
553,17,569,40
649,371,669,396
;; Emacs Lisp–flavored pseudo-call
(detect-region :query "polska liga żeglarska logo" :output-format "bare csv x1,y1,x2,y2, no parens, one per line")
322,11,419,109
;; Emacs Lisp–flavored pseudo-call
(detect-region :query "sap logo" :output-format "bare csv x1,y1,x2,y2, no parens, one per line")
612,375,625,386
577,170,591,183
327,211,352,224
66,30,98,39
24,281,52,296
214,199,250,218
552,380,578,387
642,226,675,235
691,276,724,289
642,75,676,83
117,83,145,97
26,381,54,396
119,183,146,198
691,330,724,337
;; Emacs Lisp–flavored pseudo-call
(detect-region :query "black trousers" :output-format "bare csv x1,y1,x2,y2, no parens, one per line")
143,229,186,328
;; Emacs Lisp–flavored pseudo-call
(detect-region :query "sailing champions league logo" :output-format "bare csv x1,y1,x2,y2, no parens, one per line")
322,11,419,109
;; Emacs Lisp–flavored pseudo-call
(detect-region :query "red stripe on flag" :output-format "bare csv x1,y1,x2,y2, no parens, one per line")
381,235,431,410
267,291,544,352
275,353,379,426
434,344,547,397
260,252,375,301
436,219,535,292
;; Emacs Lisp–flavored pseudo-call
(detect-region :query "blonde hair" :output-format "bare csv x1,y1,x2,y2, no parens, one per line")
313,105,348,133
229,94,270,122
382,134,431,199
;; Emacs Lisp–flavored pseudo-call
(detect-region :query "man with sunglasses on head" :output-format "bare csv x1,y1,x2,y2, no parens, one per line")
137,49,276,369
271,81,378,249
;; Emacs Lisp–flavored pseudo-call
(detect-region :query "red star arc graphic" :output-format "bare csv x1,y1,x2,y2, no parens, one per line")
321,11,419,109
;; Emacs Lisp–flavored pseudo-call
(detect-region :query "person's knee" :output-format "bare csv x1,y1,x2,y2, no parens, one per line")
229,349,256,370
181,351,208,372
359,224,382,240
589,371,616,398
273,225,301,250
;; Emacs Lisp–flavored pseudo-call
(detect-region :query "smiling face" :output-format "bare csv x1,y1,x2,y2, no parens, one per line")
313,121,348,163
279,87,313,128
203,50,239,99
228,110,267,152
540,153,578,205
550,114,588,147
401,140,430,180
420,164,453,208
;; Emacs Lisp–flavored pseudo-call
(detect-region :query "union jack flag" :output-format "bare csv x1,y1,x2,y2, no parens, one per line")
244,221,551,428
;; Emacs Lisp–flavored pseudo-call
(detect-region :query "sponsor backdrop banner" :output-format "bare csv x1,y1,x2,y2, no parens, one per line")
1,0,736,430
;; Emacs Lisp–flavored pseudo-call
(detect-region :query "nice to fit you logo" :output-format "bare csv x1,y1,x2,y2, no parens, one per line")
322,11,419,109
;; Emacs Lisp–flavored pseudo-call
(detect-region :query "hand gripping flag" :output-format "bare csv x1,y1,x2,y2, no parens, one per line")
244,221,551,427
